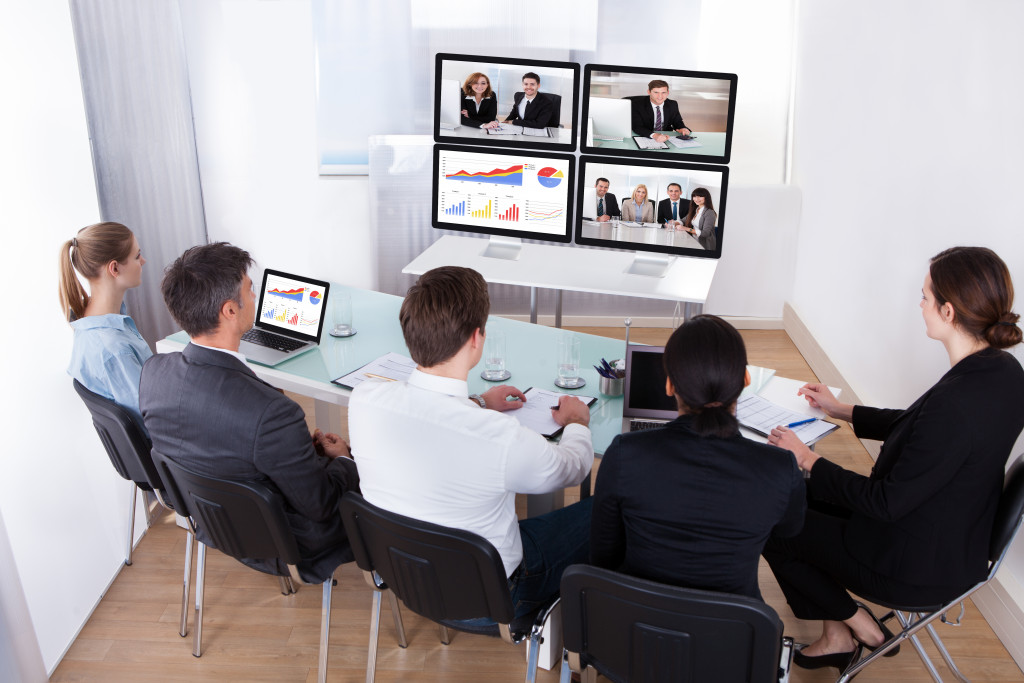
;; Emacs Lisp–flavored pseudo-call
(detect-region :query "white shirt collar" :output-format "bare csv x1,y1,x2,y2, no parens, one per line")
191,341,248,366
407,368,469,398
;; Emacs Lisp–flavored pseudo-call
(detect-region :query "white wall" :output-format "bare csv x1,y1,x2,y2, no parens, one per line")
179,0,376,289
789,0,1024,659
0,0,150,675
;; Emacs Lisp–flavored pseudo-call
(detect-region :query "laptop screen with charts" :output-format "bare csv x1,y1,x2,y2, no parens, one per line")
238,269,330,366
621,345,678,432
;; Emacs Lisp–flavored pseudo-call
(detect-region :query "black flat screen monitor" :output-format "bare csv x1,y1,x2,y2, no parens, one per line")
575,156,728,259
581,64,737,164
433,144,575,244
434,53,580,152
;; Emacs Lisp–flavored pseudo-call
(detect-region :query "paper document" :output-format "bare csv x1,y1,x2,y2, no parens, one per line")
737,394,839,446
486,123,522,135
667,137,702,149
332,352,416,389
634,136,668,150
521,126,551,137
511,388,598,439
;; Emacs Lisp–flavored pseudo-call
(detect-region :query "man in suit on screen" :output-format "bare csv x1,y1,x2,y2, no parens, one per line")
594,177,620,222
657,183,690,227
505,72,555,129
630,79,691,142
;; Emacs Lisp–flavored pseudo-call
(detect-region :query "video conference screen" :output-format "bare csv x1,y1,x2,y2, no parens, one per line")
581,64,737,164
575,156,729,259
433,144,575,243
433,53,580,153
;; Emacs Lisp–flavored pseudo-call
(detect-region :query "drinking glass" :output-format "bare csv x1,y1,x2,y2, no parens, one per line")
555,336,585,389
330,292,356,337
481,330,511,381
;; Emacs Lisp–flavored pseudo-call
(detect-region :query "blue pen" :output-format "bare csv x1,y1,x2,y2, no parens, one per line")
786,417,817,428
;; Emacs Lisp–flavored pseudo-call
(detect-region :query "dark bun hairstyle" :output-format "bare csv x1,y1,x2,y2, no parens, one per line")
929,246,1021,349
663,314,747,438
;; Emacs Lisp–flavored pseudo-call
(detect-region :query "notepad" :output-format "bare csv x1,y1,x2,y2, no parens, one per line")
332,352,416,389
512,388,598,439
736,394,839,446
667,137,702,149
633,136,668,150
486,123,522,135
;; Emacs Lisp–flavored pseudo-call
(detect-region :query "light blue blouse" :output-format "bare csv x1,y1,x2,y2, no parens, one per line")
67,303,153,427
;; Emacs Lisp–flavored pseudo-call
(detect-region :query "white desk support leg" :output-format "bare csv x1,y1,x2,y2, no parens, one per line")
683,301,702,321
314,399,343,435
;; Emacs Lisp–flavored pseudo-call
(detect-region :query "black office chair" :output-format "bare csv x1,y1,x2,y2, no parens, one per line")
837,454,1024,683
340,492,558,683
73,379,195,638
151,449,340,683
560,564,794,683
545,93,562,128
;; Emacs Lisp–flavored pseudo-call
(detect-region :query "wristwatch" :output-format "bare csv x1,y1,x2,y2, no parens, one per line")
468,394,486,408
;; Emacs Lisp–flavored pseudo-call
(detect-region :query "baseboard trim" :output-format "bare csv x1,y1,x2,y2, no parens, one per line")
498,315,784,330
783,301,1024,673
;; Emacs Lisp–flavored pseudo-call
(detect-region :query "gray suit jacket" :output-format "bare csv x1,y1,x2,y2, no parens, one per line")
690,208,717,251
140,343,358,581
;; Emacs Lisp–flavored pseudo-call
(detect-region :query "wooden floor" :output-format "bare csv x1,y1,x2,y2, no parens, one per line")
52,328,1024,682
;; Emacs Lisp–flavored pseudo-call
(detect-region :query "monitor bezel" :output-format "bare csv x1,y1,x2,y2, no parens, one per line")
432,143,576,244
580,63,738,164
433,52,581,153
254,268,331,343
574,155,729,259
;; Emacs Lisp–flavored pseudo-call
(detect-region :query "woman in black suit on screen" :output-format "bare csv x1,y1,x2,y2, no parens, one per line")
591,315,806,600
460,72,498,129
763,246,1024,671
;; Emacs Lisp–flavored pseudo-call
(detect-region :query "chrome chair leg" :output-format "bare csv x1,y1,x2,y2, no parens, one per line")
287,576,297,594
582,666,598,683
386,590,407,648
525,629,542,683
279,576,292,595
924,616,970,683
438,624,451,645
125,483,137,565
366,589,382,683
142,489,154,527
559,649,572,683
318,577,332,683
179,530,194,637
193,542,206,657
896,611,945,683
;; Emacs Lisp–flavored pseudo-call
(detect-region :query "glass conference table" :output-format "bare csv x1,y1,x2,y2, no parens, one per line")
580,219,706,250
588,130,727,157
156,284,834,514
438,124,573,145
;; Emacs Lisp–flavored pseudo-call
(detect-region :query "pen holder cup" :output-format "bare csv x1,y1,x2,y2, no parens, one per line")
599,375,624,397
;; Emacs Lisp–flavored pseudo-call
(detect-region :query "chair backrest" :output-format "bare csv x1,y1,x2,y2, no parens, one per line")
991,454,1024,565
73,379,158,491
561,564,784,683
340,492,515,624
544,93,562,127
151,449,301,565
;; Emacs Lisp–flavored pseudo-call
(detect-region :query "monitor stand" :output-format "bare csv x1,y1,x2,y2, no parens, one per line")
625,251,675,278
481,235,522,261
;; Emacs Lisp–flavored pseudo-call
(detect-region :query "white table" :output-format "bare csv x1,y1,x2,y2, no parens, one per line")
438,125,573,146
580,219,706,250
402,234,718,326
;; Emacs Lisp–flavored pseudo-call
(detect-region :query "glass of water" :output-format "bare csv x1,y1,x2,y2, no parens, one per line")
481,330,511,381
555,335,585,389
330,292,356,337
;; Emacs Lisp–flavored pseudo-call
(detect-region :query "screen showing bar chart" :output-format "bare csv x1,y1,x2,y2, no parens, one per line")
434,146,574,241
258,271,327,336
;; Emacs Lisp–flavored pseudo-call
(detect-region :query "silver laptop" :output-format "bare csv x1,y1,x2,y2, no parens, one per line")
621,344,678,433
238,268,330,366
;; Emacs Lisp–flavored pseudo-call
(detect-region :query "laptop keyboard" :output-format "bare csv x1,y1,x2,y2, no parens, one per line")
242,328,306,352
629,420,667,432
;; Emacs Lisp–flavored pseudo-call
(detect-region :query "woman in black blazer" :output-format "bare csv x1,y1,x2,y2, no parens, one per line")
682,187,717,250
460,72,498,129
764,246,1024,671
591,315,806,601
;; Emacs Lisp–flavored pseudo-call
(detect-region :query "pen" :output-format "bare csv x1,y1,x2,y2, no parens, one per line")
364,373,396,382
786,417,816,428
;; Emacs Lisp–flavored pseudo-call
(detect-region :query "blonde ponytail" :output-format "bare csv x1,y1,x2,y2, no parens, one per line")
57,222,135,322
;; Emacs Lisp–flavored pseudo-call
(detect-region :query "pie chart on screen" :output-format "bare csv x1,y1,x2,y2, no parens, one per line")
536,167,564,188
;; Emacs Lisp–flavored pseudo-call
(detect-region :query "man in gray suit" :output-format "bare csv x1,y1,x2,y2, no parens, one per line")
140,242,358,582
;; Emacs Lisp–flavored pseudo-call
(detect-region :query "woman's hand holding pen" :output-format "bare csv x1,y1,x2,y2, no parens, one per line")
797,383,854,421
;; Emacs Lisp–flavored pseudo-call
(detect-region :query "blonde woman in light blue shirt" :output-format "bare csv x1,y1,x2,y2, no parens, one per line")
60,222,152,426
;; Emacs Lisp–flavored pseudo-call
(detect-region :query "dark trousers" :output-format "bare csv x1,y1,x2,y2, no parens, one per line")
510,497,593,618
763,509,965,621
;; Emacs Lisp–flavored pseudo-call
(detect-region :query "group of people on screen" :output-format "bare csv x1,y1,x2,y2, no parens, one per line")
61,223,1024,674
460,71,558,130
593,177,718,249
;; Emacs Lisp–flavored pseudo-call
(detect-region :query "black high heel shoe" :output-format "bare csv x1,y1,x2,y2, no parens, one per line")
854,601,900,657
792,644,859,671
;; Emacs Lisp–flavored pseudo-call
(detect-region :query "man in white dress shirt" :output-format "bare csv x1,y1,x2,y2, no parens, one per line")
349,266,594,617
